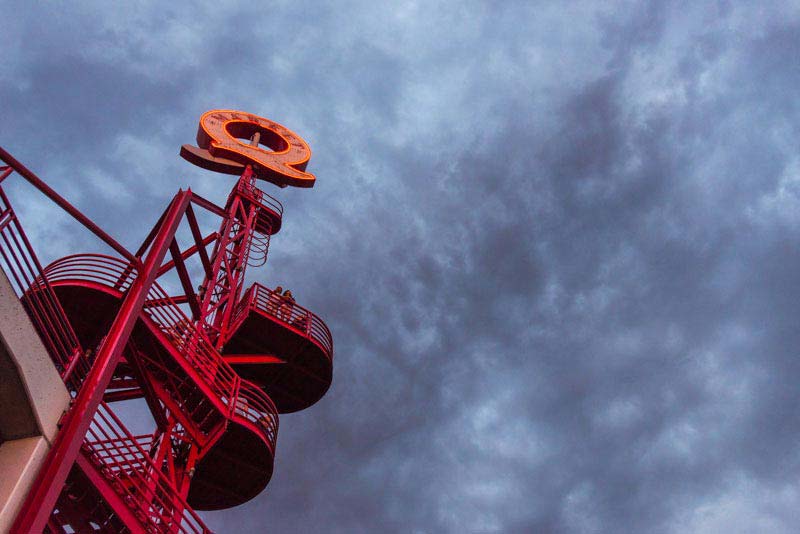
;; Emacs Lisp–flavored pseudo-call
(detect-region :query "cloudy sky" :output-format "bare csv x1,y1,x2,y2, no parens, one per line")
3,1,800,532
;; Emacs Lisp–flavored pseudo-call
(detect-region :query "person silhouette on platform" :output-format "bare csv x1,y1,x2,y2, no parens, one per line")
280,289,295,321
268,285,283,316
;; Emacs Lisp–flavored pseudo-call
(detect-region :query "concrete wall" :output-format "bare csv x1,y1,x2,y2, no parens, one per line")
0,269,70,533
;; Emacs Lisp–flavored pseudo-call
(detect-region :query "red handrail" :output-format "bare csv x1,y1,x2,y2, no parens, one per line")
83,402,212,533
234,177,283,223
235,379,279,449
0,147,137,263
0,187,85,388
245,283,334,360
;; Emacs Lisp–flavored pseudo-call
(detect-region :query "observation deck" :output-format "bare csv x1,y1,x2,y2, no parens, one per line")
223,283,333,413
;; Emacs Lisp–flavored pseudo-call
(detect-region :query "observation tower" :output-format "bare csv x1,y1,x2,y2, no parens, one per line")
0,110,333,533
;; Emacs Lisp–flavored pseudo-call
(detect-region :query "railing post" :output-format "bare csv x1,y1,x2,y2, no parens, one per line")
231,375,241,419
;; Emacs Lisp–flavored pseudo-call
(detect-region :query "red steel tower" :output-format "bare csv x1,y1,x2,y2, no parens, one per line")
0,110,333,533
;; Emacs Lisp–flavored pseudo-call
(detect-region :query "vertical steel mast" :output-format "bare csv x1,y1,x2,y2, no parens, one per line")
0,110,333,533
197,164,275,349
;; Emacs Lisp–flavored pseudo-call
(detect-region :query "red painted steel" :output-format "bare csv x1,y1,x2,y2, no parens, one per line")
0,113,332,533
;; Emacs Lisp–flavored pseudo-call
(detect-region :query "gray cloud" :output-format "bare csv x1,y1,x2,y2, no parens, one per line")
3,1,800,532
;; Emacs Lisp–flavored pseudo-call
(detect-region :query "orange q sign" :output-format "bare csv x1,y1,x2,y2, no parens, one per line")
180,110,315,188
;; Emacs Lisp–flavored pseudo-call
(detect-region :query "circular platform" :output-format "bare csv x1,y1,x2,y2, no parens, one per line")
222,283,333,413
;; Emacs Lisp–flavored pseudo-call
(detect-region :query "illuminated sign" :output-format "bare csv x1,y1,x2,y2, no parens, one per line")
181,110,315,188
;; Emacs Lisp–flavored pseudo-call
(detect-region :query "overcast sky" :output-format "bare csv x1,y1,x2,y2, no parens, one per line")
3,1,800,533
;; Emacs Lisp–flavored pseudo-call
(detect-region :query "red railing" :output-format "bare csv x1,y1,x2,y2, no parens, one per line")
44,253,279,453
44,253,136,291
82,433,153,478
83,402,212,533
0,177,86,388
0,149,137,263
240,283,333,361
234,176,283,228
235,380,279,446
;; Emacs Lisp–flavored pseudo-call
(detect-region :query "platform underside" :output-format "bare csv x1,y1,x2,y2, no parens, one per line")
223,311,332,413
